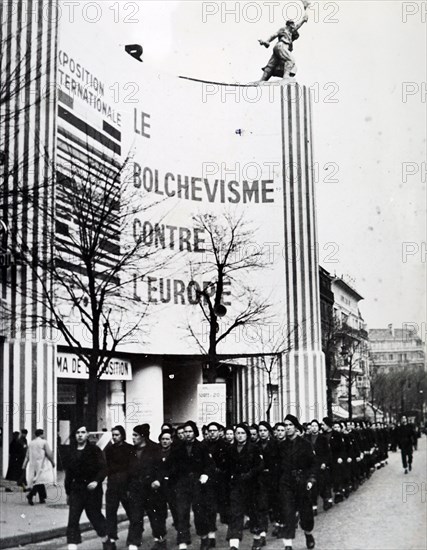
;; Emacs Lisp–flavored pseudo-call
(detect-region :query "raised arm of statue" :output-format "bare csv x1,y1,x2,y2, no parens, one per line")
295,11,309,31
258,31,279,48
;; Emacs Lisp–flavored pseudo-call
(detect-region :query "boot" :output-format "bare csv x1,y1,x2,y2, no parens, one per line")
323,499,333,511
305,534,315,549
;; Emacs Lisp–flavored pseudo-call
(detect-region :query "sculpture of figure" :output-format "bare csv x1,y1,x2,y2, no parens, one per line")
258,4,309,82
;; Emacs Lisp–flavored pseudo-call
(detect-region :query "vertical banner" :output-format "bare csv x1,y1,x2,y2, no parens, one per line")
197,383,226,427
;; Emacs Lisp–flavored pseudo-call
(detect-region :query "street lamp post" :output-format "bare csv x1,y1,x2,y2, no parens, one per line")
340,345,352,421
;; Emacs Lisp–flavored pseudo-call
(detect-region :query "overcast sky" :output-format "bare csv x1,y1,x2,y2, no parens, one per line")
62,0,426,335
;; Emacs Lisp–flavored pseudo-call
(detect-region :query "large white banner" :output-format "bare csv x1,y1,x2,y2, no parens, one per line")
57,9,288,356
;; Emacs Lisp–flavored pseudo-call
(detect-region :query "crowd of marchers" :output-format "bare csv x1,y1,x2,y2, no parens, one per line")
10,416,419,550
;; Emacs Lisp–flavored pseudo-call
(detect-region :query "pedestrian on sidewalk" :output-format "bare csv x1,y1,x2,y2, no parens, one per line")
16,429,29,489
5,432,23,490
396,415,416,474
104,425,133,550
65,425,109,550
22,428,55,505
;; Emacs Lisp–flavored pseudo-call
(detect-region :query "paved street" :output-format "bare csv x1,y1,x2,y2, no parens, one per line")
4,438,426,550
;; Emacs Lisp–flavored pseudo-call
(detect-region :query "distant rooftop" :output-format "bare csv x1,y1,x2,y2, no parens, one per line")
332,275,364,301
369,325,423,342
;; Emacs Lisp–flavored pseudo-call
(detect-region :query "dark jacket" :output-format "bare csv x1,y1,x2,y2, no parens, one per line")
343,431,361,460
169,439,215,482
65,443,106,495
305,433,332,467
127,440,161,487
224,442,264,482
202,438,228,473
105,441,133,483
396,424,416,450
329,431,347,463
153,446,174,485
256,438,279,475
278,436,316,485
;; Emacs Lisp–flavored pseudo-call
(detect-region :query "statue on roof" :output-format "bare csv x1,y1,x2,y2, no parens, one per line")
257,0,310,82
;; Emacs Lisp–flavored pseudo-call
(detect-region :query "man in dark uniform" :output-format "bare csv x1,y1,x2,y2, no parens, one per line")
202,422,229,547
256,421,279,546
278,414,316,550
306,419,332,513
324,419,347,504
126,424,164,550
396,415,416,474
104,425,133,550
223,424,264,550
169,420,214,550
65,426,109,550
151,429,176,549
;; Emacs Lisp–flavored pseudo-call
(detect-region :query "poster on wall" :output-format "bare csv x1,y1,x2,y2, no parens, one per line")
197,383,227,427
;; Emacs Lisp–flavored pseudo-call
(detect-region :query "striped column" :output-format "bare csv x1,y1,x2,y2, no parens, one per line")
0,0,58,475
280,83,326,422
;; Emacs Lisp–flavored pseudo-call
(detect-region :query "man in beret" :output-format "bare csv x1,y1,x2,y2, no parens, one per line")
277,414,316,550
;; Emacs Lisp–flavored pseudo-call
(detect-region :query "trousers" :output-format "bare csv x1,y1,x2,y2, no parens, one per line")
66,484,106,544
279,479,314,540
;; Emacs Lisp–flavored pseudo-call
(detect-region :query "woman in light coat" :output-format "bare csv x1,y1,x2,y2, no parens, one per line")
23,428,55,505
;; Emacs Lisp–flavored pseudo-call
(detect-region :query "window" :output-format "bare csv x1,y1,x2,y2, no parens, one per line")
389,354,393,360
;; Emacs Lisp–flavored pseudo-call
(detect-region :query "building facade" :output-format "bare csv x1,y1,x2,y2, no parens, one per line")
369,325,426,373
330,276,369,416
1,0,326,474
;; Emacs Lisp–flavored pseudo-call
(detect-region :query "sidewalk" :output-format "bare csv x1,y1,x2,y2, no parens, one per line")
0,472,126,549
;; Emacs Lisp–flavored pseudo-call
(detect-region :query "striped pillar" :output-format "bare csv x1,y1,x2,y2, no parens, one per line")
280,83,326,422
0,0,58,475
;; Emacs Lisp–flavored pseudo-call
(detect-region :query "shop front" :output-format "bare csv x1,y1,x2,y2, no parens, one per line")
56,350,132,468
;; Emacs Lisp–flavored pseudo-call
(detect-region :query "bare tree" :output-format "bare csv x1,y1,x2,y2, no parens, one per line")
322,314,342,417
369,363,427,421
187,213,270,383
336,324,368,420
251,321,298,422
8,144,170,429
